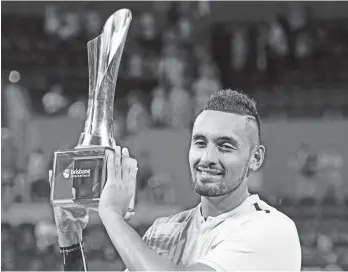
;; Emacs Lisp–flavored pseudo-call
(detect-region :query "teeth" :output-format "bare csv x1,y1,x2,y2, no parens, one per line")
203,171,217,175
199,169,222,175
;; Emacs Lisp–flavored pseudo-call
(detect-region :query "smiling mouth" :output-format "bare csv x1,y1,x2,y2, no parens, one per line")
197,168,224,177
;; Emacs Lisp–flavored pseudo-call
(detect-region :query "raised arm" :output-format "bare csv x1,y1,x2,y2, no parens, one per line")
49,170,89,271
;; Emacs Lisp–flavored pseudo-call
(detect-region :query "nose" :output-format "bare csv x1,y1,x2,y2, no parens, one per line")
200,144,219,165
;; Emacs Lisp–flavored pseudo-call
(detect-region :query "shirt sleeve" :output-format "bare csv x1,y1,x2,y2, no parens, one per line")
196,215,302,271
142,224,154,245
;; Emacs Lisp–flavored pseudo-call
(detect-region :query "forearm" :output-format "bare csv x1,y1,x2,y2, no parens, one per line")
57,229,87,271
100,210,182,271
60,242,88,271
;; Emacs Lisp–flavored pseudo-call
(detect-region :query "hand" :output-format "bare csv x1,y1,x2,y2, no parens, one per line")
49,170,89,247
99,146,138,219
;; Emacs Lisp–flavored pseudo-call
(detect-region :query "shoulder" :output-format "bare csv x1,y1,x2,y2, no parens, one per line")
142,206,198,251
152,206,197,228
243,207,301,266
236,203,300,251
243,198,297,231
261,202,298,232
143,206,198,239
197,203,301,271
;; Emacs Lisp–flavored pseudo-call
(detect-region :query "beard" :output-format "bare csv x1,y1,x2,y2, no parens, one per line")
191,162,249,197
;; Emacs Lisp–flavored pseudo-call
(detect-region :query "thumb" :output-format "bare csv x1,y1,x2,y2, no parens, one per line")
124,211,135,221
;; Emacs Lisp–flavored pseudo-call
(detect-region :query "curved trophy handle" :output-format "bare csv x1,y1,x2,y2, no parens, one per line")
78,9,132,148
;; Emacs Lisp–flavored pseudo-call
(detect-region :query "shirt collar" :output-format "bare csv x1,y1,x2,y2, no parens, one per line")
196,194,261,225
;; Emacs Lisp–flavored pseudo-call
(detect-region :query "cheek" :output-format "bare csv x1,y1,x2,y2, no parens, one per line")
188,147,199,169
223,154,249,176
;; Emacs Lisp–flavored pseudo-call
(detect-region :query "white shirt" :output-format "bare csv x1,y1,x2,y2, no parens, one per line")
143,194,301,271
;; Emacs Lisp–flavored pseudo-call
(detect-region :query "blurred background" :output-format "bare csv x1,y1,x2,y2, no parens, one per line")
1,1,348,271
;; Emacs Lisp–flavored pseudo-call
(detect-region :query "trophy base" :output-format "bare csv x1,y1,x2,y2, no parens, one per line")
50,146,114,208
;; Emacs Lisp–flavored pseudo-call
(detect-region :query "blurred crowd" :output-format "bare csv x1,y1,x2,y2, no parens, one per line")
2,2,348,270
2,199,348,271
2,2,348,126
1,220,151,271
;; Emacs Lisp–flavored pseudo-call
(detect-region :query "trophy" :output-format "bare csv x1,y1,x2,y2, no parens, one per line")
50,9,133,210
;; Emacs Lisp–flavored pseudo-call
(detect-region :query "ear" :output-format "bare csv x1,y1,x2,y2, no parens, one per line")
249,144,266,172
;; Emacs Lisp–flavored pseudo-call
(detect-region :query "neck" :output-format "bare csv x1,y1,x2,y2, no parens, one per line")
200,182,250,219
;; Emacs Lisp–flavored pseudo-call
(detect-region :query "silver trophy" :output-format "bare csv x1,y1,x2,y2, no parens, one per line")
50,9,133,210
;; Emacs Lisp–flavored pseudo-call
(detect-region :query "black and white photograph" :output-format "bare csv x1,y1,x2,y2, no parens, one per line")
1,1,348,271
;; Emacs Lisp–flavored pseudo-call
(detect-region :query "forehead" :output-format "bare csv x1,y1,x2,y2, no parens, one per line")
193,110,248,140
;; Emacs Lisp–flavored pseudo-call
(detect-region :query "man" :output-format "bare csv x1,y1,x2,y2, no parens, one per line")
52,89,301,271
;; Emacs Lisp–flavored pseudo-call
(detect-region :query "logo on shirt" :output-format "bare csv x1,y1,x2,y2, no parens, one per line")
210,241,223,250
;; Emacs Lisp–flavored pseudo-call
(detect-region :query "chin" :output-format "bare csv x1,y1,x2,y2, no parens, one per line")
195,188,229,197
192,179,229,197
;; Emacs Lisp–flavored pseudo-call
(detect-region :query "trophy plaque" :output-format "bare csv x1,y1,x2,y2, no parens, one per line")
50,9,133,210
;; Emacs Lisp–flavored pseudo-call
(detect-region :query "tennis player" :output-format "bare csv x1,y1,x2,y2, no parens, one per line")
53,89,301,271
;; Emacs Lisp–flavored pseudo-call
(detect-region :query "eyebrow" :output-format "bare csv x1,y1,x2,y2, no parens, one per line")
192,133,240,147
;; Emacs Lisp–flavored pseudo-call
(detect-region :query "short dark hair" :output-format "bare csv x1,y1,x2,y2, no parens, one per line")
203,88,261,144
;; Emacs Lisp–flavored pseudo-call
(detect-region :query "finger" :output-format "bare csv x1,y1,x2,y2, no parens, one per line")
111,141,121,166
122,157,137,182
130,165,138,183
129,159,138,182
122,157,131,183
106,151,118,185
92,182,101,193
124,211,135,221
72,187,76,199
122,147,129,158
130,164,138,197
114,146,122,181
49,170,52,188
124,160,138,216
121,148,130,181
121,147,129,182
128,165,138,211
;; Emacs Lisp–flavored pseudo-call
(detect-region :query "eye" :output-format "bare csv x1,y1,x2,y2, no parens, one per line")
219,143,235,151
194,140,206,147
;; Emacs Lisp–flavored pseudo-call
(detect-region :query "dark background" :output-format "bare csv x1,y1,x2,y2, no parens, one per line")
1,1,348,270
